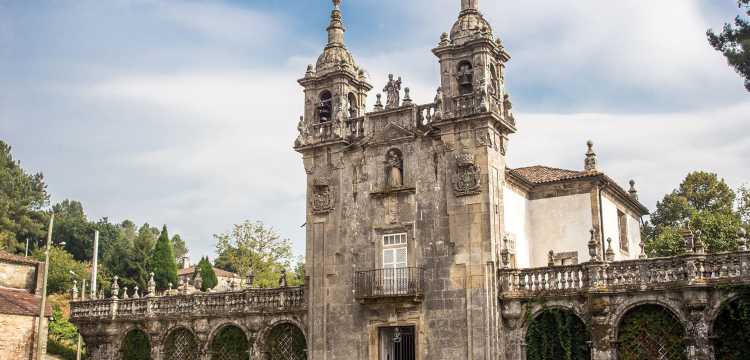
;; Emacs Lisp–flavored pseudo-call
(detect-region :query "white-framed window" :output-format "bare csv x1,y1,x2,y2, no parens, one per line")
382,233,408,295
383,233,407,246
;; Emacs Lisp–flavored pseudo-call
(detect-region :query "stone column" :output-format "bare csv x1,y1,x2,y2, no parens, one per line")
685,303,711,360
588,296,614,360
499,299,525,360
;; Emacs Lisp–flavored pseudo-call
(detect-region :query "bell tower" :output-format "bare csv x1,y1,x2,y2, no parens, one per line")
296,0,372,149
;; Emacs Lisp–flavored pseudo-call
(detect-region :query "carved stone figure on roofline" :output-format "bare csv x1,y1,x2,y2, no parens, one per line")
434,87,444,121
384,74,402,109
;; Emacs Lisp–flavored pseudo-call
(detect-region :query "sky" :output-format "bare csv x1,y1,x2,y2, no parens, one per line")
1,0,748,261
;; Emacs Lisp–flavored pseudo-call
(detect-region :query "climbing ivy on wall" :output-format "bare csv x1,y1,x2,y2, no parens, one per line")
525,309,590,360
209,326,250,360
617,305,686,360
714,294,750,359
122,329,152,360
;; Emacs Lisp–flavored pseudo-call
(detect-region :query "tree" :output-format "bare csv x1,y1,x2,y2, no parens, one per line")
171,234,188,260
53,200,94,262
150,225,178,291
195,256,218,291
33,245,89,294
646,172,743,256
131,223,158,289
288,257,305,286
214,220,294,288
707,0,750,91
0,140,49,253
738,185,750,228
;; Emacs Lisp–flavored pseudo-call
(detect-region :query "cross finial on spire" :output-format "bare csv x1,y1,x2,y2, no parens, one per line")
327,0,345,46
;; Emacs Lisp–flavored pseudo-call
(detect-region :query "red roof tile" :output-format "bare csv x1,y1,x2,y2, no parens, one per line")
178,266,239,278
509,165,595,184
0,288,51,317
0,251,40,266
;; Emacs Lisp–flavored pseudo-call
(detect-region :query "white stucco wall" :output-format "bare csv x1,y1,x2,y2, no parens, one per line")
601,195,642,261
527,193,593,268
503,186,531,268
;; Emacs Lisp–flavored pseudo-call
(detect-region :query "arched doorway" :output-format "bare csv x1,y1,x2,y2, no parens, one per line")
617,304,686,360
121,329,151,360
209,325,250,360
265,323,307,360
713,296,750,359
163,327,199,360
525,308,590,360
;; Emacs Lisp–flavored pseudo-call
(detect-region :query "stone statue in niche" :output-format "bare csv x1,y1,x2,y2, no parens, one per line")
311,184,334,214
383,74,402,109
386,149,403,188
453,152,481,196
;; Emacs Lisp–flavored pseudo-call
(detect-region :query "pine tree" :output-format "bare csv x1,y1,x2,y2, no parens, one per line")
195,257,218,291
707,0,750,91
150,225,178,290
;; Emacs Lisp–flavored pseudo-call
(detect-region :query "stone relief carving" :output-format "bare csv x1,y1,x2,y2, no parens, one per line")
383,74,402,109
311,179,334,214
453,152,481,196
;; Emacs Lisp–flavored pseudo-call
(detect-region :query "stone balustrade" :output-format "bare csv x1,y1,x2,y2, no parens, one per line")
70,286,306,322
499,250,750,298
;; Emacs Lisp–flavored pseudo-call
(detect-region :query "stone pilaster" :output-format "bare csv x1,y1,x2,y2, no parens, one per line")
588,295,614,360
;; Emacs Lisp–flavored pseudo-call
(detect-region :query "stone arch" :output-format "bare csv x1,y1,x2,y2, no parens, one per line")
457,60,474,95
163,325,200,360
254,318,308,360
347,92,358,118
317,90,333,123
523,307,590,360
710,294,750,358
615,303,687,360
207,322,251,360
120,326,152,360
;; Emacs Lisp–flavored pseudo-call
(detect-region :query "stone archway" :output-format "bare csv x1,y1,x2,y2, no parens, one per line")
712,296,750,359
524,308,590,360
209,324,250,360
264,322,307,360
163,327,199,360
616,304,686,360
121,328,151,360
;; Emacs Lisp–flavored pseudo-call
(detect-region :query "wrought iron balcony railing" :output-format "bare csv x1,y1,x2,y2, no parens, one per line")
354,267,424,301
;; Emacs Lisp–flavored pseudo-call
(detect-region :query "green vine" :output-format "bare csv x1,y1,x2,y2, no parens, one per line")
712,284,750,359
122,329,151,360
617,305,686,360
209,326,250,360
525,308,590,360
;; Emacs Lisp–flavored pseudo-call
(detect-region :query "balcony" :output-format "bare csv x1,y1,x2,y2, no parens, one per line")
354,267,424,303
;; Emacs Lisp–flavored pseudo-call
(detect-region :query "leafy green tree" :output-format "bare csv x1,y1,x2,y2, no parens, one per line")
708,0,750,91
738,185,750,229
0,140,49,253
33,245,89,294
214,220,294,288
195,256,218,291
171,234,189,260
52,200,95,262
288,257,305,286
150,225,178,291
646,172,743,256
131,223,158,289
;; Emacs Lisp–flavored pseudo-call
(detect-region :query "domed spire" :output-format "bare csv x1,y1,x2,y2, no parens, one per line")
461,0,480,12
327,0,345,47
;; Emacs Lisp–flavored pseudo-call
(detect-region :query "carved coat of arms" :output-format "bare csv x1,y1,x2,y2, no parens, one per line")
453,153,481,197
311,184,334,214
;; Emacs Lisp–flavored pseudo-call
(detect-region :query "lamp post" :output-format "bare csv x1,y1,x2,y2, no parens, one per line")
36,213,56,360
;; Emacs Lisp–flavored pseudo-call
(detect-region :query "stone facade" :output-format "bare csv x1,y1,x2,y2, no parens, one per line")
0,251,50,360
69,1,750,359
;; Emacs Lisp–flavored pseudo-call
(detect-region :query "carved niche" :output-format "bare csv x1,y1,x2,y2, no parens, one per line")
311,178,334,214
453,152,481,197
